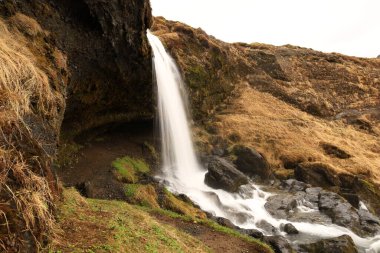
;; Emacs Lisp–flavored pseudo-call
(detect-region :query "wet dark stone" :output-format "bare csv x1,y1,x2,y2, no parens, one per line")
264,235,294,253
281,223,299,234
340,192,360,209
281,179,308,192
204,156,249,192
212,216,238,229
305,187,323,203
358,209,380,235
232,145,272,180
238,228,264,240
265,193,303,219
299,235,358,253
318,191,361,233
257,220,279,235
295,162,341,187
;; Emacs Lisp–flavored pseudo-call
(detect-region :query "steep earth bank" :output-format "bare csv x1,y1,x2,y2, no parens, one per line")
0,0,153,251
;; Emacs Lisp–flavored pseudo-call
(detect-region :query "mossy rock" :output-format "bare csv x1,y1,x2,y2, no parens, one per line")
112,156,150,183
161,188,206,219
124,184,160,209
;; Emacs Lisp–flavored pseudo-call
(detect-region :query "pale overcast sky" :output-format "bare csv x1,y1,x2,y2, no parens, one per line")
150,0,380,58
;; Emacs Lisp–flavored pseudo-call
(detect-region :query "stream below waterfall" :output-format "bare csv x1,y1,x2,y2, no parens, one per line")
147,30,380,253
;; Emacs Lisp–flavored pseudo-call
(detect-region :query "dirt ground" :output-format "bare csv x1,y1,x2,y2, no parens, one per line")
56,121,157,200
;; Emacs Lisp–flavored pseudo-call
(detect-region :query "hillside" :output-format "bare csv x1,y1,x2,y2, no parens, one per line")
152,17,380,215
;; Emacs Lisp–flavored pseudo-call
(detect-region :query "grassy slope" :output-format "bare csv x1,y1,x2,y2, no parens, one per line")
48,188,273,253
216,86,380,183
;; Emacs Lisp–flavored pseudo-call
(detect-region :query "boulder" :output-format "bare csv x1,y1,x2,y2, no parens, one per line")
295,162,341,187
318,191,361,233
238,228,264,240
232,145,272,179
257,220,280,235
358,209,380,235
265,194,302,219
299,235,358,253
212,217,237,229
281,223,299,234
204,156,248,192
264,236,294,253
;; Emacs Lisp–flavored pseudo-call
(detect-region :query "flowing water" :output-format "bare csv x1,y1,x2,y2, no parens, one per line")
147,30,380,253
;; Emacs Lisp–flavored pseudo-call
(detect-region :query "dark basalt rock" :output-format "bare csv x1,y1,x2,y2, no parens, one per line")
299,235,358,253
295,162,341,188
257,220,280,235
264,235,294,253
281,223,299,234
358,209,380,235
212,217,238,229
204,156,249,192
238,228,264,240
265,194,302,219
318,191,361,234
281,179,309,192
232,145,272,180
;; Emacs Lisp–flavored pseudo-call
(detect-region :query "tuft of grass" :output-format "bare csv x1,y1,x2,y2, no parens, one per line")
124,184,160,209
112,156,150,183
161,188,206,219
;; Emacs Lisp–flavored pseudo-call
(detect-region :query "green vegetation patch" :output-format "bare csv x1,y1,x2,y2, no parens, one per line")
161,188,206,219
124,184,160,209
112,156,150,183
49,188,209,253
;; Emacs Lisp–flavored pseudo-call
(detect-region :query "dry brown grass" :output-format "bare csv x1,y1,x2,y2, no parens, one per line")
216,84,380,184
0,16,64,250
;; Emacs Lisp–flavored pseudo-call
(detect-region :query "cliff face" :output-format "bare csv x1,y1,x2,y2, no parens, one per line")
152,17,380,213
0,0,152,251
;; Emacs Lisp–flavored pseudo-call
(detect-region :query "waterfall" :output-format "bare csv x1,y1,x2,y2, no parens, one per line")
147,30,380,253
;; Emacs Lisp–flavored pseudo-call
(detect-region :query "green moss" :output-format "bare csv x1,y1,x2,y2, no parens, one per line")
161,188,206,219
124,184,160,209
186,64,209,89
112,156,150,183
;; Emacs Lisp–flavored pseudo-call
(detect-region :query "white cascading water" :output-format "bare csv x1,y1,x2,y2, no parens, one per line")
147,30,380,253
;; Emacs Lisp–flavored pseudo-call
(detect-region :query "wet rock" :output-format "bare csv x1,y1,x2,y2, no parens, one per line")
305,187,323,203
265,193,303,219
280,223,299,234
204,156,248,192
212,217,238,229
295,162,341,187
318,191,361,232
238,228,264,240
264,235,294,253
281,179,308,192
232,145,272,180
257,220,279,235
299,235,358,253
358,209,380,235
340,192,359,209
